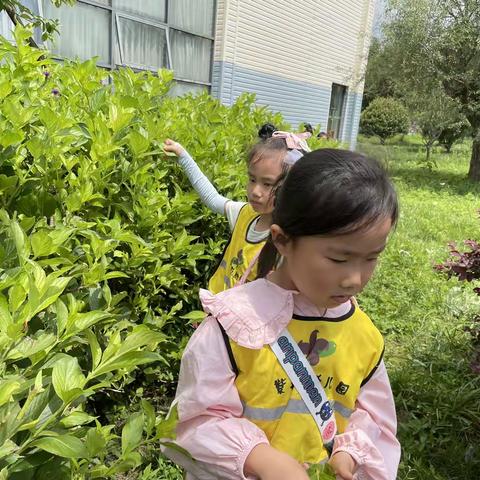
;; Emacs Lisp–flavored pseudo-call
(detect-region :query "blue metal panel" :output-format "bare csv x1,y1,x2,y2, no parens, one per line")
212,60,364,146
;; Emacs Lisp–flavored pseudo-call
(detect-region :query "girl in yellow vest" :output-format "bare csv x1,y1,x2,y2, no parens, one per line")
162,149,401,480
163,125,311,293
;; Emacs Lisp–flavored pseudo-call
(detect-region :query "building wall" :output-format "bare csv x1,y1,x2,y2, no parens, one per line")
212,0,375,147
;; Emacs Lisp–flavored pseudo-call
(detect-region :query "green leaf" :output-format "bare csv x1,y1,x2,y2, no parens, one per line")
0,293,13,331
34,370,43,392
31,231,54,258
128,131,150,156
10,220,29,264
121,411,144,455
5,333,56,361
8,284,27,312
116,324,165,357
0,130,25,148
52,356,86,404
34,458,70,480
0,439,18,458
155,404,178,440
54,299,68,336
0,379,22,406
60,411,96,428
308,463,336,480
31,435,89,459
67,310,111,336
85,427,106,457
141,399,156,437
91,351,160,378
85,329,102,370
180,310,207,321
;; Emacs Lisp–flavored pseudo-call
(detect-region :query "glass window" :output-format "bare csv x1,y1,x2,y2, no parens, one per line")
22,0,40,15
327,84,347,139
42,1,111,64
0,11,14,41
170,29,211,82
169,0,215,37
117,16,167,70
168,81,208,97
114,0,166,22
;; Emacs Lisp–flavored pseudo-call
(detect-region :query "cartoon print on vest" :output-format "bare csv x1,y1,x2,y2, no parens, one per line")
227,248,245,286
298,330,336,366
315,401,334,425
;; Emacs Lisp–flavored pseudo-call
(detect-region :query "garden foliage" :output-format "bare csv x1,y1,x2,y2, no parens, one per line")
0,25,287,478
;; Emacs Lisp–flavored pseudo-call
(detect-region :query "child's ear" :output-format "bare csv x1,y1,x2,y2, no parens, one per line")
271,224,291,256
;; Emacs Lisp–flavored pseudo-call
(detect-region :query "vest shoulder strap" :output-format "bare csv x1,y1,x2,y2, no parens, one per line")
217,320,239,376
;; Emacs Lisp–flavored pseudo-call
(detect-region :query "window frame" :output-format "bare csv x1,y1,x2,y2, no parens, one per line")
36,0,216,90
327,83,348,140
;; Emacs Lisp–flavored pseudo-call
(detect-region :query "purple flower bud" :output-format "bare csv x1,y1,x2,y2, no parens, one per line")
51,88,60,96
43,70,50,78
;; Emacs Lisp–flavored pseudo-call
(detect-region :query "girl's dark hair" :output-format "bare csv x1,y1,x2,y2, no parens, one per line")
304,123,314,134
257,148,399,278
258,123,277,140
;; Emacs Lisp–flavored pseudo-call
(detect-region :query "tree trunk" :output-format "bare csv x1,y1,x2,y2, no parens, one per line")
468,130,480,182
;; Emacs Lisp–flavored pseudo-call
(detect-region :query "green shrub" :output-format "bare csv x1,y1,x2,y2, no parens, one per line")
0,25,286,478
360,97,409,144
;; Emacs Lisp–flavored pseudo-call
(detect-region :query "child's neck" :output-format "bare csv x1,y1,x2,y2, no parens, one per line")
268,266,328,314
256,212,272,231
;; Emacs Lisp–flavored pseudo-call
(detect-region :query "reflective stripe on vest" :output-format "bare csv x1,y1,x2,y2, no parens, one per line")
242,398,353,421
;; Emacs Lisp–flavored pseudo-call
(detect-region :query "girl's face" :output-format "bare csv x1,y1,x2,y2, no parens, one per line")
247,154,284,214
271,217,392,310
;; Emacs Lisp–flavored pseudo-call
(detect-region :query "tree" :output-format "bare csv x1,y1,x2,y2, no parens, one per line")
360,97,409,144
362,38,397,109
438,119,469,153
406,85,465,164
382,0,480,181
0,0,75,43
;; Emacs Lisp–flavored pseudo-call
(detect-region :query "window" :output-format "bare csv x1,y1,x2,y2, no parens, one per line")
169,0,215,37
170,30,211,82
42,1,111,65
115,0,166,23
25,0,216,94
327,83,347,139
116,17,168,70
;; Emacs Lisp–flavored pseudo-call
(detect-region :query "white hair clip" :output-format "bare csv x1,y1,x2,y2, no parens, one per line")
284,149,304,165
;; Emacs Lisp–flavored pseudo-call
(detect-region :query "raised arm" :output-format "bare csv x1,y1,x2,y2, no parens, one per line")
163,139,230,215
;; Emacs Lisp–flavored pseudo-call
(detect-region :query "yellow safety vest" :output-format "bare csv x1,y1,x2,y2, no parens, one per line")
225,304,384,465
208,204,266,294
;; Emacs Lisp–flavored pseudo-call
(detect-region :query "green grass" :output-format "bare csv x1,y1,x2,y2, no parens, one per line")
358,136,480,479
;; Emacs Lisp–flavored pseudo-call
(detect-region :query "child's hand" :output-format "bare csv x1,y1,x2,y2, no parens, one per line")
329,451,356,480
244,444,309,480
163,139,185,157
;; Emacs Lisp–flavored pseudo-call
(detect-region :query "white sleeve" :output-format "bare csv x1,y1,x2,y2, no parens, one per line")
225,201,247,231
177,150,231,215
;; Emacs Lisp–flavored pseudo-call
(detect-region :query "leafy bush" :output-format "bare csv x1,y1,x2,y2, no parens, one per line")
438,118,469,153
0,25,285,477
360,97,409,144
435,240,480,295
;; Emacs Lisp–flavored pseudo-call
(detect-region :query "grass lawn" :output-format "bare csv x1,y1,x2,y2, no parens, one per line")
357,135,480,479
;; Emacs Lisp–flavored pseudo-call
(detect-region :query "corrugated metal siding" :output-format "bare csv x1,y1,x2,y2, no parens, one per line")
214,61,332,128
212,0,375,146
214,0,374,92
